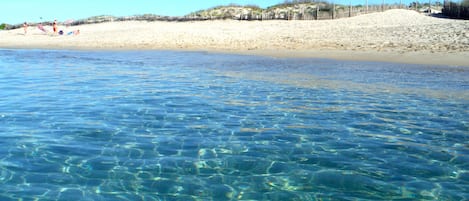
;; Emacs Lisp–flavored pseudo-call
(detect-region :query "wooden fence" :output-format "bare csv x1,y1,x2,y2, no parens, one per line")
237,4,406,20
442,1,469,19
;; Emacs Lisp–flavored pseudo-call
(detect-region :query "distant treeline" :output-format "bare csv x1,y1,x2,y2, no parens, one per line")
442,0,469,19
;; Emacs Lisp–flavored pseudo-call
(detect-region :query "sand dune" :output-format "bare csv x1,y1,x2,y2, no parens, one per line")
1,9,468,66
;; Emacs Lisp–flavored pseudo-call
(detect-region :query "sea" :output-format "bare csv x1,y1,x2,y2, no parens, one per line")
0,49,468,201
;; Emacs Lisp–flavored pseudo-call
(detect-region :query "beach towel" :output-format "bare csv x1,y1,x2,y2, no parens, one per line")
37,24,46,33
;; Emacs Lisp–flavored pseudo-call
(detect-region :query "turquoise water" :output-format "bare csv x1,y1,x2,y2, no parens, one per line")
0,49,468,201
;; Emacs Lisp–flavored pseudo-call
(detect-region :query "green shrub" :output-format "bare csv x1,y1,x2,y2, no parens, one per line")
0,23,5,30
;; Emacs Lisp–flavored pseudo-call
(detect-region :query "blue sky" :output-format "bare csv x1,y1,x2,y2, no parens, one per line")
2,0,412,24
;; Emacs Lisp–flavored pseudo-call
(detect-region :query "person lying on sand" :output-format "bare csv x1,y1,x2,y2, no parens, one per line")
67,29,80,36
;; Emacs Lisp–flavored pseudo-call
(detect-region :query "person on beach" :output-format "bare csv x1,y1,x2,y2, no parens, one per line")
23,22,28,35
53,19,58,34
67,29,80,36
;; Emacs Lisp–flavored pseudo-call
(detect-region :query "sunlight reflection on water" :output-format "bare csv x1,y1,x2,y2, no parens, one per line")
0,49,468,200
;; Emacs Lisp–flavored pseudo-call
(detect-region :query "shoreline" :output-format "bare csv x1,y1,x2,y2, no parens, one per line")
2,45,468,67
224,49,469,67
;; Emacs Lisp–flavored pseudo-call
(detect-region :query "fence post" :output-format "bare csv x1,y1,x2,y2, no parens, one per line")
366,0,369,13
446,0,451,13
428,0,431,13
349,0,352,17
333,3,335,19
316,4,319,20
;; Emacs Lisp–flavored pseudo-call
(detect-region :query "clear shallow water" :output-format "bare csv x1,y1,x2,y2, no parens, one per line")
0,49,468,201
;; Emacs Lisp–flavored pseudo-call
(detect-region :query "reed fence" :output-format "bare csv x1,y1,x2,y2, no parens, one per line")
442,0,469,19
238,4,405,20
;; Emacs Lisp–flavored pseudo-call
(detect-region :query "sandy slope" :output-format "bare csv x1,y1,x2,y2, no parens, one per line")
1,9,468,66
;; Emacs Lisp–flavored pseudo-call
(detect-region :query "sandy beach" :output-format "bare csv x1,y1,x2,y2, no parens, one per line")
1,9,468,66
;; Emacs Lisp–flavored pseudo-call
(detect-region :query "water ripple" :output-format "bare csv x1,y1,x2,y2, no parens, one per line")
0,49,468,200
